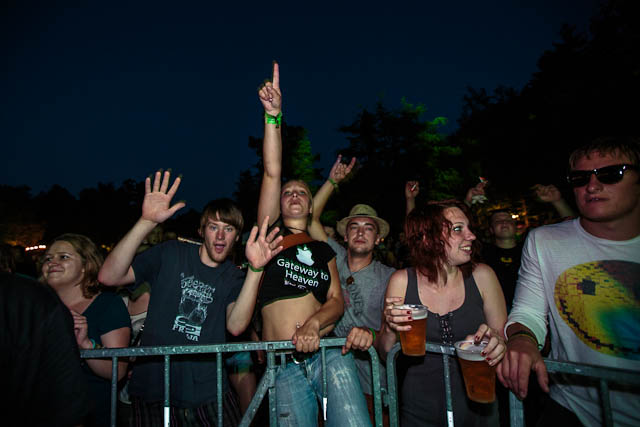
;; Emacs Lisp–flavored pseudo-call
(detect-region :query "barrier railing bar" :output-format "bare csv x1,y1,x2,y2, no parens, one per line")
110,356,118,427
267,347,278,426
81,337,383,427
386,342,456,427
369,348,383,427
599,379,612,427
543,360,640,385
442,354,454,427
163,354,170,427
80,338,382,427
386,342,640,427
83,339,639,427
385,344,400,427
217,352,223,427
508,391,524,427
505,360,640,427
321,346,327,420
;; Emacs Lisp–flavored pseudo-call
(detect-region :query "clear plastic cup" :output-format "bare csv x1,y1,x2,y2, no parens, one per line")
454,340,496,403
395,304,428,356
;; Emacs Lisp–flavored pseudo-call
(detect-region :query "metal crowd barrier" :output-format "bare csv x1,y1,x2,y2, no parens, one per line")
385,342,640,427
81,337,384,427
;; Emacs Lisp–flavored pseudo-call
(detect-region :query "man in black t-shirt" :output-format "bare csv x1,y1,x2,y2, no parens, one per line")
481,209,523,312
99,171,282,426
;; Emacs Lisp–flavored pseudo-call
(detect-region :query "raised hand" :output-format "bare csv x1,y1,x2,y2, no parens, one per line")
329,155,356,184
245,216,284,269
405,181,420,200
533,184,562,203
258,61,282,116
141,170,185,224
464,179,488,205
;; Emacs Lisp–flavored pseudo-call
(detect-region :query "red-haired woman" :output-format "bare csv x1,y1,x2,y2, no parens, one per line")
378,201,507,427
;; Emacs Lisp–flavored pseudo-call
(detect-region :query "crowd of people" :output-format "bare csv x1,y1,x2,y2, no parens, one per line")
1,62,639,427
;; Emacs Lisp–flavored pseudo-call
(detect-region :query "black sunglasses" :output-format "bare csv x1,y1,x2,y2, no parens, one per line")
566,164,638,188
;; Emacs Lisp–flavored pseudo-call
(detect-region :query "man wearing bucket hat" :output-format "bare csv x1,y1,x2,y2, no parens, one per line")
309,156,396,425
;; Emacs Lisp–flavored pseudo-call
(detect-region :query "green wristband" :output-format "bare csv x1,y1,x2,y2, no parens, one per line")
264,112,282,128
328,178,338,190
368,328,376,341
249,264,264,273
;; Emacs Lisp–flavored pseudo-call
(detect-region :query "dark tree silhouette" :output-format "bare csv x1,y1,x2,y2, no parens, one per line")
452,0,638,203
333,100,464,233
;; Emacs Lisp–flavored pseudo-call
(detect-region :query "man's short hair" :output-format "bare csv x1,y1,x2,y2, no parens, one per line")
569,137,640,169
200,199,244,233
489,209,514,224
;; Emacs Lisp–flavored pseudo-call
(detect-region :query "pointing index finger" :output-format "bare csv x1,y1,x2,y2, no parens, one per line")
272,61,280,90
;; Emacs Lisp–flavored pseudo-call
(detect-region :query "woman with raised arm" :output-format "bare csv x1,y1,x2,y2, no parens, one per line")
377,201,507,427
255,62,371,426
41,233,130,427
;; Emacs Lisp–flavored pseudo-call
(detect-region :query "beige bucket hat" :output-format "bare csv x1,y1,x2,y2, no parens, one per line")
336,204,390,239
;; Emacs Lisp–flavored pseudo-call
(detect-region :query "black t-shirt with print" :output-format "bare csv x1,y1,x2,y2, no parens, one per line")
259,240,336,308
130,240,244,407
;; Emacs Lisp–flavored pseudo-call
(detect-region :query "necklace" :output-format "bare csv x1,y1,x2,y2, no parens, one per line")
346,261,371,286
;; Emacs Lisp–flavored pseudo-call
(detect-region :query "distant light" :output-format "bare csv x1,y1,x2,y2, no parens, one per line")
511,214,519,219
26,245,46,251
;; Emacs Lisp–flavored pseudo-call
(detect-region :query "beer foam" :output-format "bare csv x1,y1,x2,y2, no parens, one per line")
454,340,488,361
411,310,427,320
395,304,428,319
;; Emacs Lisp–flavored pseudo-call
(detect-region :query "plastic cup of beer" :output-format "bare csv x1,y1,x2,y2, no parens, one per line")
454,340,496,403
396,304,428,356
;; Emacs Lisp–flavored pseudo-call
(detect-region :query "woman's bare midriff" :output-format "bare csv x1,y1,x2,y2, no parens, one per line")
261,293,323,341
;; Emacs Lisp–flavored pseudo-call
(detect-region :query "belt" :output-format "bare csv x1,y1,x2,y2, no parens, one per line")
277,350,314,365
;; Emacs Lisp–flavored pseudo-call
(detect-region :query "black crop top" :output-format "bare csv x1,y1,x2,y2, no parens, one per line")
258,238,336,308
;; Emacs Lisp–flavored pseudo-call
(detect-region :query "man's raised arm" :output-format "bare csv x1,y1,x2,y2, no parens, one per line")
308,154,356,241
99,170,185,286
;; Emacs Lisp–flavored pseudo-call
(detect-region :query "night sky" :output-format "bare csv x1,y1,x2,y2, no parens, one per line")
2,1,599,212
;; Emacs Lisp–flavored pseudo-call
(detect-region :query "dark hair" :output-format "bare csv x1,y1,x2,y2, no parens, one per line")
405,200,479,284
489,209,515,224
200,198,244,234
569,137,640,169
42,234,104,298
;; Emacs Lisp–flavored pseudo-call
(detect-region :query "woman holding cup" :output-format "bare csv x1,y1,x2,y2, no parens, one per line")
378,201,506,427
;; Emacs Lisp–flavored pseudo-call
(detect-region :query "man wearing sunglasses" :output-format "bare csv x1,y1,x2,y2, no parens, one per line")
497,137,640,427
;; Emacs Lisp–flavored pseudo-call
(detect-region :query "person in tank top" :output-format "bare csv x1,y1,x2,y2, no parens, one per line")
377,200,507,426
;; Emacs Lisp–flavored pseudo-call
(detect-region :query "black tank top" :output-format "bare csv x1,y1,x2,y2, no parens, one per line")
404,267,485,345
400,267,497,427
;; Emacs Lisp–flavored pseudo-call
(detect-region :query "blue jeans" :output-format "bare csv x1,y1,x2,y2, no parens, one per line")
275,349,372,427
